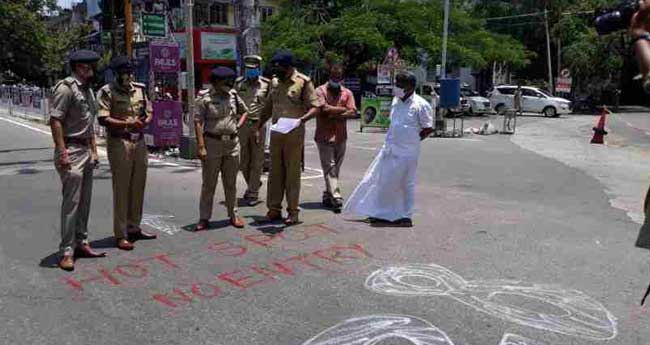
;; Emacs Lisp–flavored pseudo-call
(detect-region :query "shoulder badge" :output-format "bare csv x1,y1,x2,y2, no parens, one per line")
295,72,311,83
132,82,146,89
197,89,210,98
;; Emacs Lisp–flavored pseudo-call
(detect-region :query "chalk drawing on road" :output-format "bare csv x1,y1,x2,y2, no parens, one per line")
365,264,617,340
301,314,455,345
498,333,547,345
141,214,181,236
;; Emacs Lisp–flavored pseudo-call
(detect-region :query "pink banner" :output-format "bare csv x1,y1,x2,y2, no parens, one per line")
145,101,182,147
149,41,180,73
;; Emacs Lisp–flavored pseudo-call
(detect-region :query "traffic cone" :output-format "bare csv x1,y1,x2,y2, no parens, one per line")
591,107,609,144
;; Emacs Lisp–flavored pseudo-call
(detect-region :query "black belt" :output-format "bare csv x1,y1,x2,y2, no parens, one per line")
109,131,143,142
204,132,237,141
64,137,91,146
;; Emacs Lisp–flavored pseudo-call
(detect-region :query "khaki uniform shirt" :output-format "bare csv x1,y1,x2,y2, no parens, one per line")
256,70,320,126
194,87,248,135
96,82,152,124
49,76,97,139
234,76,270,121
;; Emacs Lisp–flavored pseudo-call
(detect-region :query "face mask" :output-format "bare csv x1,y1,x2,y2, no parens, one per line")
393,87,405,98
245,68,260,80
328,80,341,93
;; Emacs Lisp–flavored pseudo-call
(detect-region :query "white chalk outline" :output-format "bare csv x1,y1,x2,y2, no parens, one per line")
365,264,617,340
301,314,456,345
498,333,547,345
141,214,181,235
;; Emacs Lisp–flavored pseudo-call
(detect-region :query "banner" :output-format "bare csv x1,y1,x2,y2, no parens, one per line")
150,41,180,73
200,32,237,61
145,101,183,147
360,96,392,130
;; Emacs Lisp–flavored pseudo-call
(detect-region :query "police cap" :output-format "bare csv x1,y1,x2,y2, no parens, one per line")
270,50,294,67
243,55,263,68
109,56,134,72
210,66,236,82
69,50,100,65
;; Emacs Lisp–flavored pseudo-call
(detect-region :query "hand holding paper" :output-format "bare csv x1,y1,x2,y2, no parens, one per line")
270,117,301,134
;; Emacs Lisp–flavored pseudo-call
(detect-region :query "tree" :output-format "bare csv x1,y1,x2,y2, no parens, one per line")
261,0,530,79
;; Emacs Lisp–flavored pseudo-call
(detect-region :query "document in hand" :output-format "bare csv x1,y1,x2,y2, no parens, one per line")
270,117,301,134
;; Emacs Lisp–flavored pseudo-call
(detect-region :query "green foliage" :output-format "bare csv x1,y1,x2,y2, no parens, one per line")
262,0,531,74
0,0,89,85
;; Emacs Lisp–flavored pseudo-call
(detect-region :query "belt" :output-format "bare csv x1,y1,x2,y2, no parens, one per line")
204,132,237,141
109,131,144,142
64,137,91,146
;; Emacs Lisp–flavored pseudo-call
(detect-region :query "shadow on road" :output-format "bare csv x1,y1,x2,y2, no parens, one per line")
181,219,232,233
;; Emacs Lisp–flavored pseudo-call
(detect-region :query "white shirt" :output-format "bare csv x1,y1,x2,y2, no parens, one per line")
385,93,433,157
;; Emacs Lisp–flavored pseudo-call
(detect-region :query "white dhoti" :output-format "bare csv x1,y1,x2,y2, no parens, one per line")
344,145,418,221
344,93,433,222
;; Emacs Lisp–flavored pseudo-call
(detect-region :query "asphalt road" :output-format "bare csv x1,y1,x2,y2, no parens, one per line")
0,109,648,345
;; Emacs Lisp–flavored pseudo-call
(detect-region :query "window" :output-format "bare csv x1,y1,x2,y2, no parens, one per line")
497,87,515,95
210,2,228,25
260,6,274,22
522,89,537,97
194,3,209,26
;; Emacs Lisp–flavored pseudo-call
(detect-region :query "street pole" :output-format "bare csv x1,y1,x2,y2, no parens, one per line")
125,0,133,57
441,0,450,79
544,9,554,94
239,0,261,58
186,0,195,139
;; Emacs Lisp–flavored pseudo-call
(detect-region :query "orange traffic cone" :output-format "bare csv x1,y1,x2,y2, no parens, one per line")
591,107,610,144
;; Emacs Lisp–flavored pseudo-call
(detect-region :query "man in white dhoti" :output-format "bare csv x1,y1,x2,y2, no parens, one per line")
344,72,433,227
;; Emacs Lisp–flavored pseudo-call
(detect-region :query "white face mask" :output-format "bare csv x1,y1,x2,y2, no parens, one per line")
393,87,405,98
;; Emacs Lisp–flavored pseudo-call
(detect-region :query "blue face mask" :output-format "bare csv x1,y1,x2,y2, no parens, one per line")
245,68,261,80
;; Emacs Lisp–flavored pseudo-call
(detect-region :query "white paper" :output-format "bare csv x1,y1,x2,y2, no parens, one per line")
270,117,301,134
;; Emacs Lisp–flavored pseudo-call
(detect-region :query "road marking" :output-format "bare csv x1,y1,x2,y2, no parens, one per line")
0,116,51,135
0,114,324,180
348,145,380,151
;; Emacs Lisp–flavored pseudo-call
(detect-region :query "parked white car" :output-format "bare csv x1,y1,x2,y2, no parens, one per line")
489,85,572,117
462,88,493,115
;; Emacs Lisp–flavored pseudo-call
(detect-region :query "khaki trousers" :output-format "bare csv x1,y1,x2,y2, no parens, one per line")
107,137,148,239
239,123,265,199
200,137,240,220
55,144,93,255
316,140,347,200
267,130,304,215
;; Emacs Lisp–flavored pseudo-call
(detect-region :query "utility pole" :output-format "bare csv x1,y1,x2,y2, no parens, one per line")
239,0,261,58
544,9,554,94
557,36,561,78
186,0,196,138
441,0,450,79
125,0,133,57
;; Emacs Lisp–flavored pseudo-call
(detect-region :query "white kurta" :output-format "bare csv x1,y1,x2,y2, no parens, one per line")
344,93,433,221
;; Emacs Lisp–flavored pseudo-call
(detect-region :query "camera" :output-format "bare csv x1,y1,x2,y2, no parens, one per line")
594,0,640,35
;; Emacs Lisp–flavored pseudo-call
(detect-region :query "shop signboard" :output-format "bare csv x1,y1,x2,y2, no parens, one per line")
144,101,183,147
142,14,166,38
150,41,180,73
200,32,237,61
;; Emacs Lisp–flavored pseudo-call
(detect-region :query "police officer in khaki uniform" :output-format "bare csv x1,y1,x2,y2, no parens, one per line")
49,50,107,271
97,56,157,251
253,50,320,225
235,55,270,206
194,67,248,231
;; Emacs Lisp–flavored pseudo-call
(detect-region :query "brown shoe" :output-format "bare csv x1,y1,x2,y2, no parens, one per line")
59,255,74,271
284,213,301,226
194,220,209,232
116,238,135,251
260,210,282,223
127,227,157,240
74,244,107,258
230,217,245,229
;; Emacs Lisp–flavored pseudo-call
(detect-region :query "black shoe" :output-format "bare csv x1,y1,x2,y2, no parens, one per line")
395,218,413,227
322,198,334,208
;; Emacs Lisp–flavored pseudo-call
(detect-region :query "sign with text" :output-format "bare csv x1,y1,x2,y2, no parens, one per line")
200,32,237,61
149,41,180,73
142,14,166,38
145,101,183,147
555,77,572,93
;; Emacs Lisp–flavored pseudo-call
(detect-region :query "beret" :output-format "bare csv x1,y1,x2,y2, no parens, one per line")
69,50,100,64
270,50,294,66
210,66,236,81
109,56,134,72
